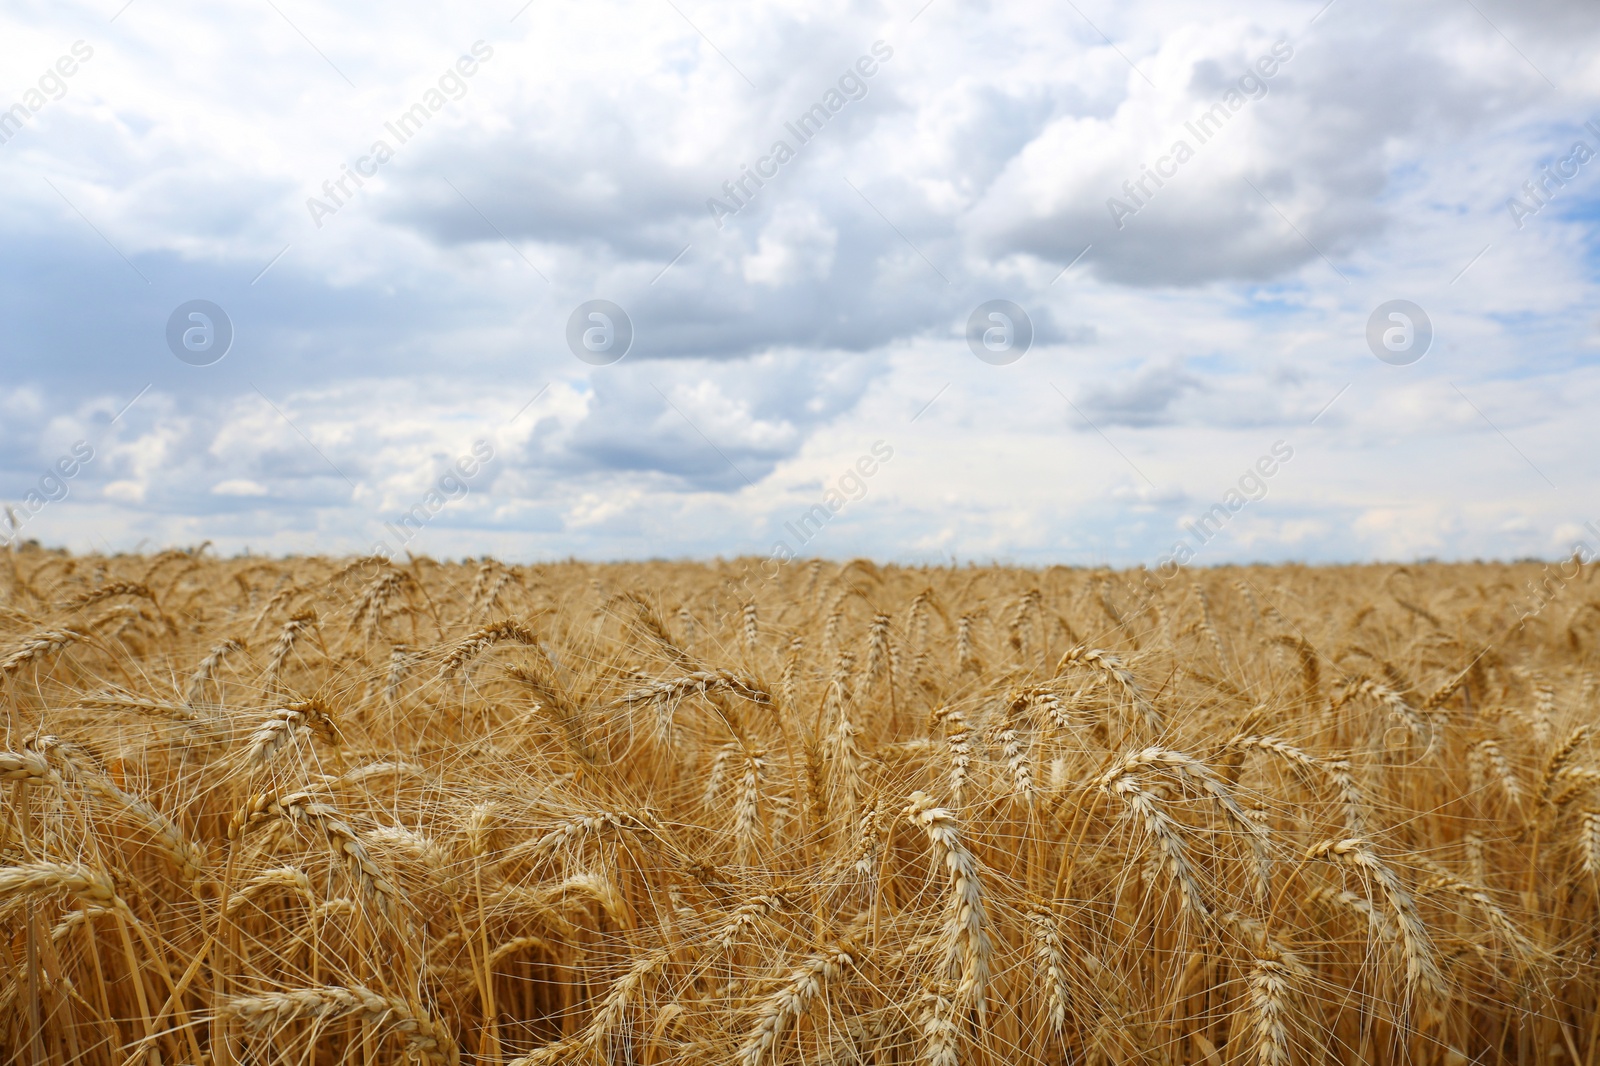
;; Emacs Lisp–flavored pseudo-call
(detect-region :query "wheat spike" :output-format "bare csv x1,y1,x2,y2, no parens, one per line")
1,627,86,675
0,862,123,911
1307,838,1445,1023
221,985,457,1065
905,792,991,1015
738,940,857,1066
438,619,538,678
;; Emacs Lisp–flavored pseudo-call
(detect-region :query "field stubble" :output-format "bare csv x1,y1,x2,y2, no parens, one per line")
0,549,1598,1065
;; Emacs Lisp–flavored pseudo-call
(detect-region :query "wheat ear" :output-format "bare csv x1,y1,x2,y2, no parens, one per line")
221,985,457,1065
438,619,539,678
1247,957,1293,1066
738,940,857,1066
0,862,124,911
905,792,992,1016
1307,838,1445,1024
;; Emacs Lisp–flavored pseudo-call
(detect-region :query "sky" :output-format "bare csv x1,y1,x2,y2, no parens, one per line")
2,0,1599,566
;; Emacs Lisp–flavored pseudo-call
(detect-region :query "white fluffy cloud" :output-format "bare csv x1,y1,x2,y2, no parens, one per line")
1,0,1598,564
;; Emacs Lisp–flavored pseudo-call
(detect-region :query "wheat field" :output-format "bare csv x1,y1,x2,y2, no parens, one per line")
0,547,1596,1065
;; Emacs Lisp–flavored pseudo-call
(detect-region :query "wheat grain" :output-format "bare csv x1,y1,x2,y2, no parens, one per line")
1098,746,1271,901
1472,738,1524,809
733,749,767,864
1104,774,1209,916
1418,871,1536,961
1540,726,1592,805
0,749,57,783
919,985,962,1066
1230,735,1366,833
50,904,117,941
1533,680,1557,746
1580,810,1600,877
79,689,198,722
70,766,205,882
996,709,1035,807
1025,906,1070,1037
235,791,398,915
614,669,771,709
352,569,412,639
1056,646,1160,731
864,612,893,689
742,601,759,655
715,891,794,951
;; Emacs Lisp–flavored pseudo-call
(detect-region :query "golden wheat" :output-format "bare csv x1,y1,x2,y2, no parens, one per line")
1,550,1598,1064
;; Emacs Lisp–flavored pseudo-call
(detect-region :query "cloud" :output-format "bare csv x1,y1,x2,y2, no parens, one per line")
743,203,838,287
1077,360,1204,427
212,478,269,496
0,0,1599,564
555,351,881,489
964,13,1547,287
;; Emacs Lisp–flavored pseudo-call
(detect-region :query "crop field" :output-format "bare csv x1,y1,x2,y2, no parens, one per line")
0,548,1596,1065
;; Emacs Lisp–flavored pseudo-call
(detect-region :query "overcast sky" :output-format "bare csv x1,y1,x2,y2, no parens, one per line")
2,0,1598,565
